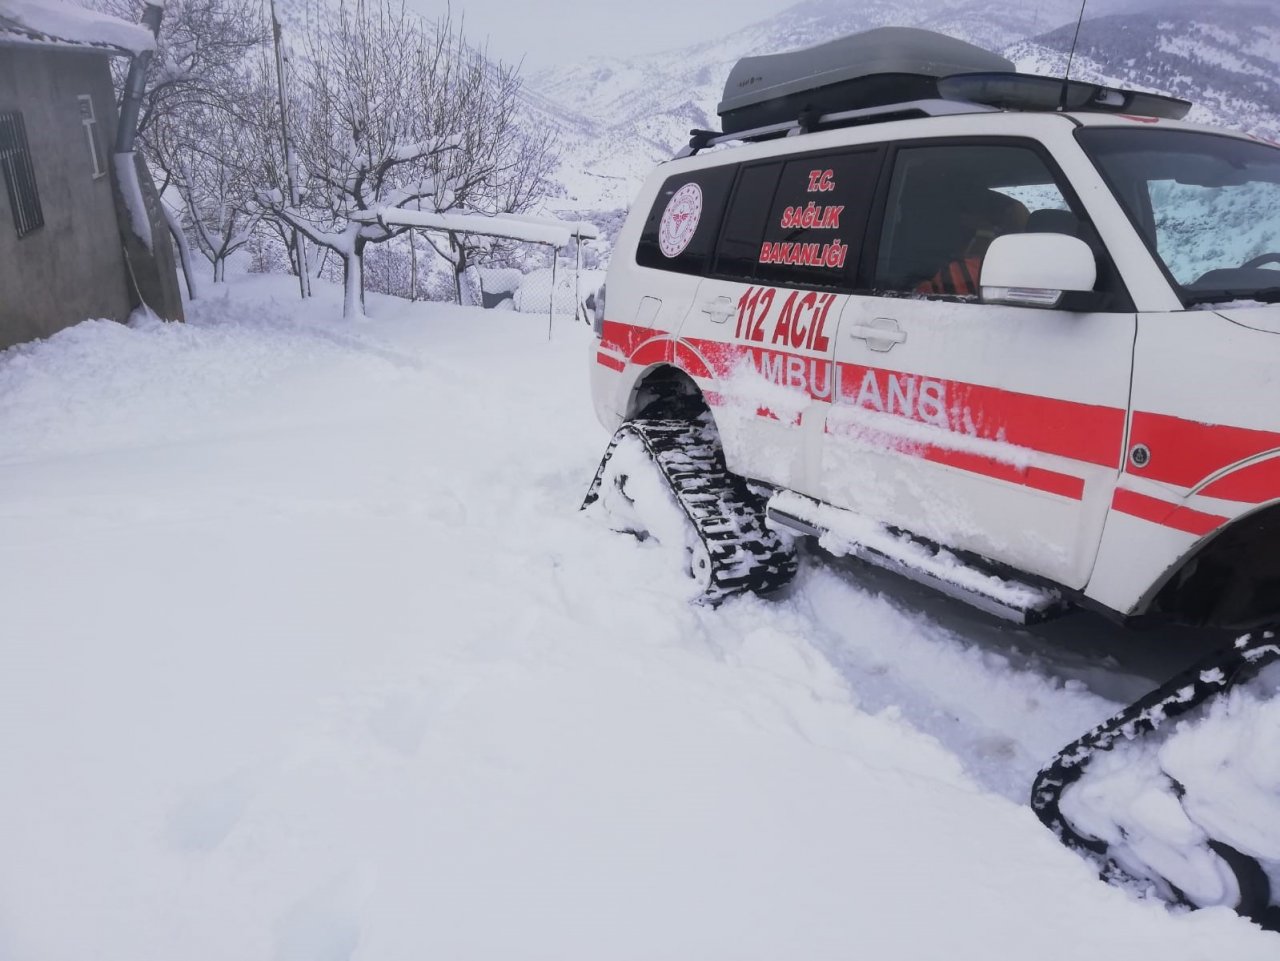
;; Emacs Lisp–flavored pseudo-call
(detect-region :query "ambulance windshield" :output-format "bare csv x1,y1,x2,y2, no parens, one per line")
1078,127,1280,307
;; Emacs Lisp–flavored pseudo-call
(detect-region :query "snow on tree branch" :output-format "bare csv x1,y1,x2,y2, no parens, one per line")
252,0,558,315
96,0,560,316
365,208,596,249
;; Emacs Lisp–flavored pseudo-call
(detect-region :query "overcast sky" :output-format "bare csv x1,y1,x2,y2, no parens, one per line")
401,0,1231,71
404,0,787,69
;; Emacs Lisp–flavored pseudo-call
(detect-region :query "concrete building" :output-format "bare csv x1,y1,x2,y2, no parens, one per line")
0,0,182,352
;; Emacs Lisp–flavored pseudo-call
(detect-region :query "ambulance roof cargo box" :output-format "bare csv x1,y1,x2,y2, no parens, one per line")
717,27,1015,134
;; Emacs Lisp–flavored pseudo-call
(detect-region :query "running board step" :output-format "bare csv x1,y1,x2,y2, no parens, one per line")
765,490,1067,625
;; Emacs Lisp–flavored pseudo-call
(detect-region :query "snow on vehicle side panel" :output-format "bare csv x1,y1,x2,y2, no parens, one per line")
597,306,1279,617
821,289,1133,590
1086,308,1280,613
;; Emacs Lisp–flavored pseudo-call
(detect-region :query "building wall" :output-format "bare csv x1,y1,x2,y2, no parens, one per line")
0,47,133,350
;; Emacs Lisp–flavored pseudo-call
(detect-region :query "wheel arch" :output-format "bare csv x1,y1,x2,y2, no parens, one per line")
625,363,716,424
1140,499,1280,629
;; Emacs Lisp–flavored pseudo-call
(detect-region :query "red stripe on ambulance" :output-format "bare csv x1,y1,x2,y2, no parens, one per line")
920,447,1086,500
1199,456,1280,504
1111,489,1227,537
598,318,1280,516
1129,412,1280,491
595,351,626,372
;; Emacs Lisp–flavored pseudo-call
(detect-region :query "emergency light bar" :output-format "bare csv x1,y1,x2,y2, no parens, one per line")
938,73,1191,120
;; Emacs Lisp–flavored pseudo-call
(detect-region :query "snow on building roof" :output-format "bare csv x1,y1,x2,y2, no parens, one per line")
0,0,155,57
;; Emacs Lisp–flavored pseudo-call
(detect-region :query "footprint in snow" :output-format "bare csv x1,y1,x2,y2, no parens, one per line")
275,871,371,961
972,735,1018,761
367,689,436,757
166,764,263,853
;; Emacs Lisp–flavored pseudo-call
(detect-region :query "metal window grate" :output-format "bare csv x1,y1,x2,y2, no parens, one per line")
0,111,44,238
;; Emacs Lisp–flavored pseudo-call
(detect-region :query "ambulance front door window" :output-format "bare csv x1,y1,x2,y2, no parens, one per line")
875,143,1075,299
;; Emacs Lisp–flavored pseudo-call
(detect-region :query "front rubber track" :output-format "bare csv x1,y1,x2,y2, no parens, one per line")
583,417,797,603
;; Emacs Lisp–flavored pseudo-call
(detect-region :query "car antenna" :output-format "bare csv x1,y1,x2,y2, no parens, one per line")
1059,0,1089,112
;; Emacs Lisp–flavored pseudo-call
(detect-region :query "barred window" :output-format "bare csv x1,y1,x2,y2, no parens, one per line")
0,111,43,238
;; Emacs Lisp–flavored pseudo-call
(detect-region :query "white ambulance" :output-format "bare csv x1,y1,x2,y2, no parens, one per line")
585,27,1280,631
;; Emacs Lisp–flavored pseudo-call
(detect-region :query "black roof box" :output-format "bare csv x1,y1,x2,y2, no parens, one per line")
718,27,1015,134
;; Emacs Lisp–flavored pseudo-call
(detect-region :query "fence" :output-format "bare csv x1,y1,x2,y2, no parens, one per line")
481,259,606,325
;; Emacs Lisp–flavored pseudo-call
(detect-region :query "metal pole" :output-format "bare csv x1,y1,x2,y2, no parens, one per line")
574,230,582,324
408,229,417,301
548,247,557,341
271,0,310,298
115,3,163,154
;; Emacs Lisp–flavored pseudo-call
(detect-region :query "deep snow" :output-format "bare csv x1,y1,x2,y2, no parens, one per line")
1,273,1277,960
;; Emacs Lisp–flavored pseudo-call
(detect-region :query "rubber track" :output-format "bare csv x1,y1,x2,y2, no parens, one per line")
582,417,798,603
1031,629,1280,922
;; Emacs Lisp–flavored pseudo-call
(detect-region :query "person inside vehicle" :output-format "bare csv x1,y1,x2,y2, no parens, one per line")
916,190,1030,297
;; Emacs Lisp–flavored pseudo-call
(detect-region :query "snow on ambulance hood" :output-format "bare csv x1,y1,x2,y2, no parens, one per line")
0,0,155,56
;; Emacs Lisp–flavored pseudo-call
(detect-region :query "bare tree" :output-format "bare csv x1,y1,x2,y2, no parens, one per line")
96,0,273,293
429,124,559,305
143,46,290,284
422,48,559,305
100,0,271,142
265,0,558,317
164,115,265,281
100,0,559,316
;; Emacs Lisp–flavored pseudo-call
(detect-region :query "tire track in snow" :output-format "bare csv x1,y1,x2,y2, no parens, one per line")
773,554,1227,804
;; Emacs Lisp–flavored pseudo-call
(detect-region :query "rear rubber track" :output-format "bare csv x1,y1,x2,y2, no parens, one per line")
1031,629,1280,923
582,416,797,603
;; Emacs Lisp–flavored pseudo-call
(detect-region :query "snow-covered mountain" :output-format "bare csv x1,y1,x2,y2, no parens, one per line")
526,0,1280,215
1008,4,1280,135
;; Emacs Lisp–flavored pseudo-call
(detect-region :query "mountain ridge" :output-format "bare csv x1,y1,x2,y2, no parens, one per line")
524,0,1279,215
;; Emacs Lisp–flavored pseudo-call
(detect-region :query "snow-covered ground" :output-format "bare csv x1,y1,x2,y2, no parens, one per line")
2,273,1277,959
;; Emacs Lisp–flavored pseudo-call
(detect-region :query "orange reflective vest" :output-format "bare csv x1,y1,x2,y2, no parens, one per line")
918,256,983,297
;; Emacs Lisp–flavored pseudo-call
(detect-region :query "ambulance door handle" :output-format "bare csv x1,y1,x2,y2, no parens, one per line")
848,317,907,352
701,295,735,324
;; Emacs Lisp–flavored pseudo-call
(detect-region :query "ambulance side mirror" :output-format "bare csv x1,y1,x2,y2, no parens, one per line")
980,233,1098,309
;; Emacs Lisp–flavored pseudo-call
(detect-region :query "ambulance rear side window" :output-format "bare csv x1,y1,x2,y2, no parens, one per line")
755,149,880,291
636,166,735,276
714,161,783,281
